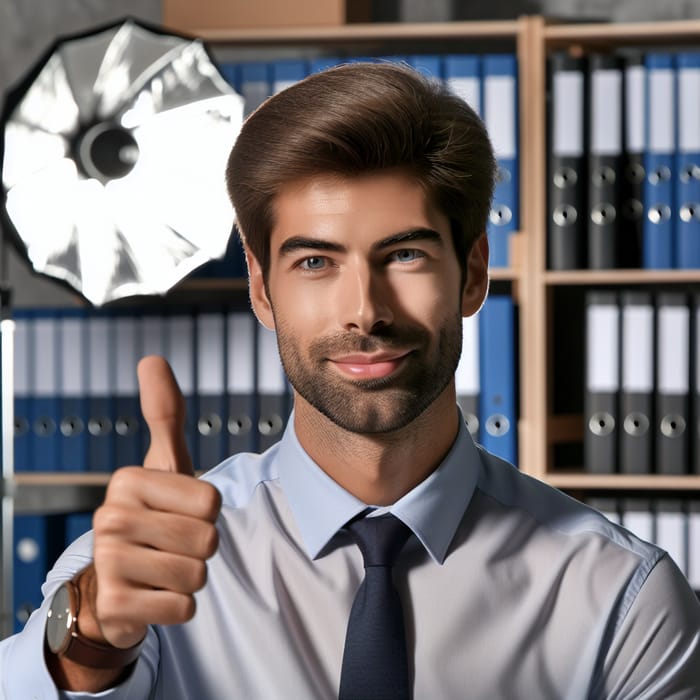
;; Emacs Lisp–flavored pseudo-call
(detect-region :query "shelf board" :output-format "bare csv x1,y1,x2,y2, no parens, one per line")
545,19,700,48
13,473,111,486
547,473,700,491
544,269,700,286
187,20,521,45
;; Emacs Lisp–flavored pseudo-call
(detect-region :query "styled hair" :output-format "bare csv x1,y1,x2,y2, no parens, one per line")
226,61,496,278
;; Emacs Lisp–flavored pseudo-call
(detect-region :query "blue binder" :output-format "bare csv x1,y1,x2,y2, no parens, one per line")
59,308,88,472
444,54,481,116
643,53,676,269
237,61,272,117
479,294,517,465
64,511,94,548
272,59,308,94
675,52,700,268
406,55,443,81
13,310,31,472
13,515,62,633
483,54,519,268
310,56,343,74
30,310,60,472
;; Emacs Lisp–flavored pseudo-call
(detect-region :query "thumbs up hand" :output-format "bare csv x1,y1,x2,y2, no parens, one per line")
88,356,222,651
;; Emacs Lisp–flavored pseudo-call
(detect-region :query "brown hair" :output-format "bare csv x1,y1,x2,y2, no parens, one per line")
226,61,496,279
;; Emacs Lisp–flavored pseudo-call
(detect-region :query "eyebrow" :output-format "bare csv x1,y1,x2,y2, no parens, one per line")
278,227,445,257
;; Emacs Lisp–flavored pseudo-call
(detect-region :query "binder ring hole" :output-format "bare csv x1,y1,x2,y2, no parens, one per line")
259,414,284,437
623,412,649,437
198,414,222,437
680,204,700,222
680,164,700,183
648,166,671,185
34,416,57,437
16,537,40,563
60,416,84,437
489,205,512,226
589,412,615,437
591,204,616,225
496,166,512,184
228,414,252,436
14,417,29,436
625,162,645,184
648,205,671,224
553,167,577,189
660,414,686,439
463,413,479,437
115,416,139,436
622,199,643,221
592,166,615,186
485,414,510,437
88,417,113,437
553,204,577,227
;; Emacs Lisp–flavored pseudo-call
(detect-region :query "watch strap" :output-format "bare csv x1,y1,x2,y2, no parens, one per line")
59,572,144,669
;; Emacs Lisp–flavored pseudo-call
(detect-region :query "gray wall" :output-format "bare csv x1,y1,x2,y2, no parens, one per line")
2,0,700,306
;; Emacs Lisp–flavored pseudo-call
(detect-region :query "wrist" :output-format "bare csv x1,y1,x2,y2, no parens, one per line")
46,566,145,669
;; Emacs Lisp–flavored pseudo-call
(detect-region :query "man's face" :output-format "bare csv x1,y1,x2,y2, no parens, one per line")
250,171,479,435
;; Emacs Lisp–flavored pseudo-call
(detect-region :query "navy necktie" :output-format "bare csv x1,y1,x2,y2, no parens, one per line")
338,513,412,700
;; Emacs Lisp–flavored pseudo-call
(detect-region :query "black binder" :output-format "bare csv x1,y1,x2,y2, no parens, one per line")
619,291,654,474
587,54,624,269
619,52,645,268
655,292,690,475
548,52,587,269
583,290,619,473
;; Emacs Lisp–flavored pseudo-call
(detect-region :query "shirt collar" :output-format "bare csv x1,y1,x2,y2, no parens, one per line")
278,411,481,564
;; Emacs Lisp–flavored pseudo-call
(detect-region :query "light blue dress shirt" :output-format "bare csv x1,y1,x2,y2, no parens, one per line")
1,415,699,699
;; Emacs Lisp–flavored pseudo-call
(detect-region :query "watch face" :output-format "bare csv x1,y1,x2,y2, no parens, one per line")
46,584,74,654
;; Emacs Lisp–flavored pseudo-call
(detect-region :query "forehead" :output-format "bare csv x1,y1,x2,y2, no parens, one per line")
269,171,450,247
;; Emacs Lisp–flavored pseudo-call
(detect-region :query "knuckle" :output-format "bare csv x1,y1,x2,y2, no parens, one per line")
200,523,219,558
93,504,131,535
198,483,222,519
175,594,196,622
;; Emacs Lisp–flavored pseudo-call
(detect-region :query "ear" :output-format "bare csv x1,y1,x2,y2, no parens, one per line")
246,247,276,330
461,234,489,317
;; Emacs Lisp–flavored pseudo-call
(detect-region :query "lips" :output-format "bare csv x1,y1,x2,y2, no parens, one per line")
328,351,411,379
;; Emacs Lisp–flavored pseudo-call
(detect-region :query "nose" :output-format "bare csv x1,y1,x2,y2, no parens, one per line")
338,260,393,334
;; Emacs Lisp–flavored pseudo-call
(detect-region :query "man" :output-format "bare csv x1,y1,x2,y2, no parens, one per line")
2,62,699,699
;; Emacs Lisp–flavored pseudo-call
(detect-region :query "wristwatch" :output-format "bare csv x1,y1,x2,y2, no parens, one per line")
45,571,143,669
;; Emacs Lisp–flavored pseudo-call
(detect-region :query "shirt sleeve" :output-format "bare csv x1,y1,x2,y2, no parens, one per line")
595,553,700,700
0,533,157,700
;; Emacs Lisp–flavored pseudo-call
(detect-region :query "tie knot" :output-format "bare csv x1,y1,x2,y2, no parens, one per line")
346,514,411,568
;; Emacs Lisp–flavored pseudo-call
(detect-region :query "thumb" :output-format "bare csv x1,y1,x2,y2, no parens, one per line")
138,355,194,475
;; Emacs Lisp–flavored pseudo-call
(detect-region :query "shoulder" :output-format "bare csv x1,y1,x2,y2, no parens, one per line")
472,446,662,569
200,443,282,510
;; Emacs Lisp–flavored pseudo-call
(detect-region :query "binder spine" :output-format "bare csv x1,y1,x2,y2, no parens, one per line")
655,292,690,475
548,53,587,270
620,291,654,474
583,291,619,473
675,52,700,269
620,54,645,268
587,54,624,269
643,53,676,269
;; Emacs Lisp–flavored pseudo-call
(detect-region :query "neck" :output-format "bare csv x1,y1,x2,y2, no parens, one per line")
293,388,460,506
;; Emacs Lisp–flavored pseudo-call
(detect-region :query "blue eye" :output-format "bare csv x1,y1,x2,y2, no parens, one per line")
300,256,326,271
390,249,423,263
